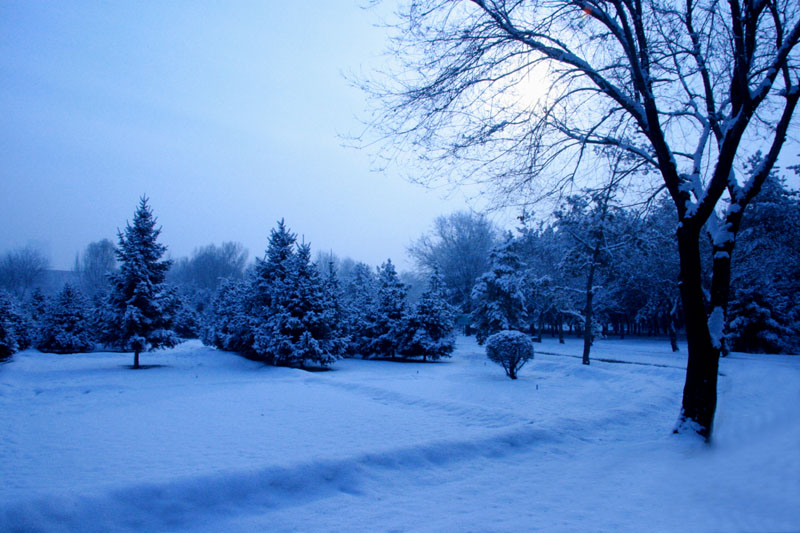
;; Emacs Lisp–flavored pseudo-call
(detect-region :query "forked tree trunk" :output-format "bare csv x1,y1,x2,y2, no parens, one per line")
675,228,720,440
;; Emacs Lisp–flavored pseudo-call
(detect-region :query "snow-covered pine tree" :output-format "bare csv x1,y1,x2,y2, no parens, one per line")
101,196,178,368
727,172,800,353
37,284,94,354
470,235,529,345
0,291,23,359
248,221,341,368
26,288,49,332
283,242,341,367
369,259,408,358
1,290,33,353
250,219,298,365
341,262,377,357
201,278,252,353
400,269,456,361
320,260,349,360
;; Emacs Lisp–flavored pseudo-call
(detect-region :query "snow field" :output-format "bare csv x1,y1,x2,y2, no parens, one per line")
1,336,798,532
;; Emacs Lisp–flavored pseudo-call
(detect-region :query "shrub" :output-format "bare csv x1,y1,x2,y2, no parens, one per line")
485,330,534,379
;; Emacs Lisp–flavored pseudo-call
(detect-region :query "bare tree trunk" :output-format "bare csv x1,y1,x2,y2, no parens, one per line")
557,313,564,344
536,313,544,342
133,350,140,369
582,242,601,365
675,228,720,441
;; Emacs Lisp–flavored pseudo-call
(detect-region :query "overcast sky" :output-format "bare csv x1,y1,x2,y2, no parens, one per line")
0,2,482,271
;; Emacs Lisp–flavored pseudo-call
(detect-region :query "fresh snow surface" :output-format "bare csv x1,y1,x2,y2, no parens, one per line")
1,337,798,532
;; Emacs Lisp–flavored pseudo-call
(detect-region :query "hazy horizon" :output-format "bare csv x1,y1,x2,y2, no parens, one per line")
0,2,487,271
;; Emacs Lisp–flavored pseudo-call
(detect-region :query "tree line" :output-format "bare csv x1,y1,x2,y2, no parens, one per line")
2,179,798,365
0,198,457,367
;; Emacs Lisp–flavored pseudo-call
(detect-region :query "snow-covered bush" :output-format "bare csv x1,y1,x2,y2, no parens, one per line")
37,284,94,354
485,330,534,380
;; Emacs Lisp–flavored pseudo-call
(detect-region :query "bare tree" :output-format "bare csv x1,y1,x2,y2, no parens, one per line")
362,0,800,440
409,211,500,316
555,164,631,365
170,242,249,293
75,239,117,297
0,246,50,299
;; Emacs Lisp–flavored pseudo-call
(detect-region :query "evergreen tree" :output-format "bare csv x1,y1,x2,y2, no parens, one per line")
26,289,49,329
250,220,299,365
249,221,342,367
37,284,94,354
401,269,456,360
101,196,178,368
341,262,377,357
24,288,50,347
727,173,800,353
320,260,349,360
202,278,251,353
369,259,408,358
0,291,23,359
284,242,340,367
470,235,529,344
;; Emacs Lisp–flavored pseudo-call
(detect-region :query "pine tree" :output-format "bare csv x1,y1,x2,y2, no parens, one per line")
727,173,800,353
341,262,377,357
401,269,456,360
284,242,340,367
26,289,49,332
369,259,408,358
202,278,251,353
0,291,21,359
37,284,94,354
320,260,349,360
248,221,342,367
251,219,298,365
470,235,529,344
102,196,178,368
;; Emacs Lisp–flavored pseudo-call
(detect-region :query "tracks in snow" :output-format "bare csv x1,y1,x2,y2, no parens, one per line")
2,374,651,532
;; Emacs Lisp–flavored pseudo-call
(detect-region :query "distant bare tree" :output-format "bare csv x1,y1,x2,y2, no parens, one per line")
409,211,500,315
362,0,800,440
0,246,50,299
315,251,358,282
170,242,249,293
75,239,117,297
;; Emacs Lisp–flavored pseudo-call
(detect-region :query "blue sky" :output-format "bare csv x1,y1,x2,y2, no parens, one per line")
0,2,476,270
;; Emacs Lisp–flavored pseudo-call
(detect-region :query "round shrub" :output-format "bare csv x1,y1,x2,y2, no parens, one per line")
485,330,534,379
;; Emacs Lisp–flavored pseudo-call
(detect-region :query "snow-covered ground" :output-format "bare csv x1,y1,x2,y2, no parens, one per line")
1,336,798,532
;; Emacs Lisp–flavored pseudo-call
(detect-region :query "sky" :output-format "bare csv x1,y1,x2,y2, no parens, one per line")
0,2,480,271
